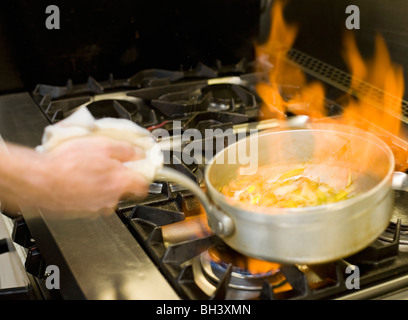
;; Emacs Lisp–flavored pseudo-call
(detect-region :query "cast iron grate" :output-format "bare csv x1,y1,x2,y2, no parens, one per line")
120,189,407,301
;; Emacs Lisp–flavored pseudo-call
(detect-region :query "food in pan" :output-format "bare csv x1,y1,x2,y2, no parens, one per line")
220,166,356,208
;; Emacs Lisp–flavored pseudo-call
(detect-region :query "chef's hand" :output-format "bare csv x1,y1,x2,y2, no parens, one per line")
0,137,150,215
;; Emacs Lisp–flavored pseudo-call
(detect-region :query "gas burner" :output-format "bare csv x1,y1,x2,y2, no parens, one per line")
182,111,250,133
192,243,290,299
82,98,158,126
127,62,218,88
201,83,258,111
37,91,160,126
150,83,259,118
200,249,284,290
127,69,185,88
215,58,251,76
150,111,250,135
151,89,211,117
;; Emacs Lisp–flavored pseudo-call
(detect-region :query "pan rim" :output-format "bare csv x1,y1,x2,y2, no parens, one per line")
204,126,395,219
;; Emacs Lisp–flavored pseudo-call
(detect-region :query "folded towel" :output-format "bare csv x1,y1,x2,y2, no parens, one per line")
36,106,163,181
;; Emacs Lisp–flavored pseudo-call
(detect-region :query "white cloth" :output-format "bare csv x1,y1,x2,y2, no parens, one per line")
36,106,163,181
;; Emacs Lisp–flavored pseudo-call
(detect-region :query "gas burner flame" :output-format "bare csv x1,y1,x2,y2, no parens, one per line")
201,245,293,295
208,246,281,276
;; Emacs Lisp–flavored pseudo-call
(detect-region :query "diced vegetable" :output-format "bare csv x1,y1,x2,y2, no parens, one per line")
221,166,356,209
278,167,305,181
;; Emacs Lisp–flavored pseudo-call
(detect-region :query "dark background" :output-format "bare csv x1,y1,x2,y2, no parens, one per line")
0,0,260,92
0,0,407,100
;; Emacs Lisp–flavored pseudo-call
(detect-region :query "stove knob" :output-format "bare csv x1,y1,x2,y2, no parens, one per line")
0,238,9,254
25,246,45,278
12,216,34,248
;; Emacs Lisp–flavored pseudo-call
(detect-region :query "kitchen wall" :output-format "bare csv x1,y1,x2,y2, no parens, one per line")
0,0,260,93
0,0,407,101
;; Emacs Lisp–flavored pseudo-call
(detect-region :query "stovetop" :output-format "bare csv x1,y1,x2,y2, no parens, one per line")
116,189,408,300
3,57,408,300
31,59,260,126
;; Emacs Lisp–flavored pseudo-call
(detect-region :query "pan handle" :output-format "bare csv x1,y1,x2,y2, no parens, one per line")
392,171,408,191
156,167,235,237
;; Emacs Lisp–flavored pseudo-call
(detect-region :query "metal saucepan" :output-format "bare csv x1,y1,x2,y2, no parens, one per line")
157,124,407,265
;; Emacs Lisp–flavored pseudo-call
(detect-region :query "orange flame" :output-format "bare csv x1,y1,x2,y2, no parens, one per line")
255,0,299,119
255,0,408,172
337,32,407,171
208,246,293,294
255,0,327,120
208,247,281,274
341,32,404,137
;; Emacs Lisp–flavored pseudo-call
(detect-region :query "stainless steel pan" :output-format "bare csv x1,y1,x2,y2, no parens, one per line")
157,124,404,264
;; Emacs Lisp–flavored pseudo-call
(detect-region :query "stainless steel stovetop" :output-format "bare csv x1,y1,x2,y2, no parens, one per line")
2,53,408,300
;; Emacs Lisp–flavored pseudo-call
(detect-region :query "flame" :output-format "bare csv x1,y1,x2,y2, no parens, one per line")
337,32,407,171
208,247,280,274
255,0,299,119
208,246,293,294
341,31,367,89
255,0,408,171
341,32,404,137
255,0,327,120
